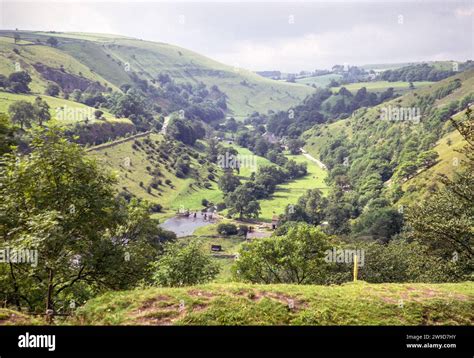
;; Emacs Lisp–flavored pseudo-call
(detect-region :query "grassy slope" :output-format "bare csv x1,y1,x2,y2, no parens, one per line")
0,35,118,93
257,154,328,221
296,73,342,87
96,38,313,118
302,70,474,191
397,108,470,205
331,80,433,94
226,144,328,221
0,31,313,118
303,119,352,159
0,92,128,125
89,133,223,220
70,281,474,325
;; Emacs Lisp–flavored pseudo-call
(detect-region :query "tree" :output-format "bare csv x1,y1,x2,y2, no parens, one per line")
0,125,162,312
0,74,9,88
0,113,16,155
217,223,238,235
234,224,332,284
8,71,32,93
34,97,51,126
218,172,241,194
152,240,220,287
45,83,60,97
297,189,327,225
46,37,59,47
225,184,261,219
287,138,304,155
8,100,35,129
94,110,104,120
353,208,404,242
416,150,439,168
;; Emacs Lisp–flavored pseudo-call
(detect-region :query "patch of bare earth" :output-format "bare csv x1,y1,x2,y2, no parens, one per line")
129,294,211,325
233,289,307,310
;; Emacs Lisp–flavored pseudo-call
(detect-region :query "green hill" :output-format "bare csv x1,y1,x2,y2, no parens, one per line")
301,69,474,206
0,30,313,118
88,133,224,220
68,281,474,325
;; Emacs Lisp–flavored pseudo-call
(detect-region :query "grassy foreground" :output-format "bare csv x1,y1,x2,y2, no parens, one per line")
59,282,474,326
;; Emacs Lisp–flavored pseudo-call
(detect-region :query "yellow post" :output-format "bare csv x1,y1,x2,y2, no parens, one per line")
353,255,358,282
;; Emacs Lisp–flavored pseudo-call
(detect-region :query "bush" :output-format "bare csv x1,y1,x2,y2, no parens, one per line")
238,225,249,236
217,223,238,236
201,198,209,207
149,203,162,213
152,240,220,287
234,223,332,284
45,83,60,97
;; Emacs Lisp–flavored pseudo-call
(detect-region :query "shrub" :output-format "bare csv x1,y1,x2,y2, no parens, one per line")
149,203,162,213
152,240,220,287
217,223,238,236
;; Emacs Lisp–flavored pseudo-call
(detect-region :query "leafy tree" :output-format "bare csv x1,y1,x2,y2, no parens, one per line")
218,171,241,194
0,74,9,88
8,100,35,129
356,240,462,283
46,37,59,47
94,110,104,120
416,150,439,168
45,83,60,97
225,184,261,219
8,71,32,93
353,208,404,242
0,113,16,155
152,240,220,287
234,224,332,284
33,97,51,126
217,223,238,235
287,138,304,155
0,125,162,312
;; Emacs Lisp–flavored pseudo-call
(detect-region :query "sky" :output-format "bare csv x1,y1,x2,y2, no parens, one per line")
1,0,473,72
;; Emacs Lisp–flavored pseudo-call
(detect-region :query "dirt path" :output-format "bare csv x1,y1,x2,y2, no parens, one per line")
300,148,327,170
160,116,171,135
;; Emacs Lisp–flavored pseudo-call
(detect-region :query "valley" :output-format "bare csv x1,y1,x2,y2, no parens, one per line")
0,27,472,328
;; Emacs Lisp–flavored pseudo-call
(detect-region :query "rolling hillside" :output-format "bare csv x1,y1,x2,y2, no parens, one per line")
88,133,224,220
301,69,474,206
0,30,313,118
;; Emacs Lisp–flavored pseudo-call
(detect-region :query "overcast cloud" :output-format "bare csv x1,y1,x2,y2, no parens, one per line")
1,0,473,72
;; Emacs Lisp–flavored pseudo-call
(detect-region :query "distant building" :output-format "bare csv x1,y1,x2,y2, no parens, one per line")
262,132,279,144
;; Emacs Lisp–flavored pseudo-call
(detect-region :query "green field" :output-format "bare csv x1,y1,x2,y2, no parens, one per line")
296,73,343,88
331,80,433,94
56,281,474,325
258,154,328,221
0,91,127,124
